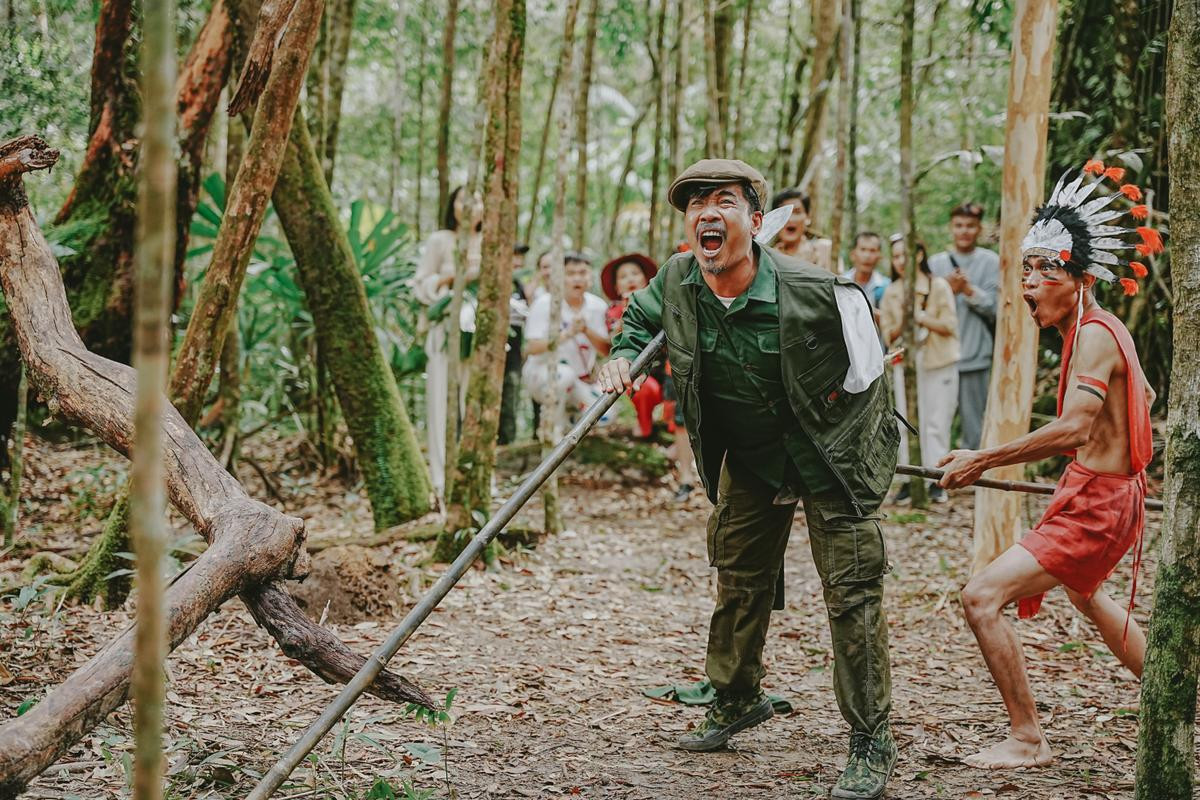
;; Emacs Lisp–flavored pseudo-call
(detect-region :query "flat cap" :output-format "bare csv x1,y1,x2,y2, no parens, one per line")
667,158,768,212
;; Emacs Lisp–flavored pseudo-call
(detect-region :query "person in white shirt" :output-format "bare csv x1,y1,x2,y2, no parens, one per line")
411,187,481,500
521,251,611,425
840,231,892,315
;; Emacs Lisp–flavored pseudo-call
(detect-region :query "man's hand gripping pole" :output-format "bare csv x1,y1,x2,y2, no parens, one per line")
248,332,667,799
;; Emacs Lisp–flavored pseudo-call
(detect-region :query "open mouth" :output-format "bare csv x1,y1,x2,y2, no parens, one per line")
699,230,725,258
1023,294,1038,316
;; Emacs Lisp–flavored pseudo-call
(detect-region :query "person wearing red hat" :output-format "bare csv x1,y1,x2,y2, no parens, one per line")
601,253,665,440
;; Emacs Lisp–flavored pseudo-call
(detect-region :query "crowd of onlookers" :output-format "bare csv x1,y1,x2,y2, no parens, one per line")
413,186,999,507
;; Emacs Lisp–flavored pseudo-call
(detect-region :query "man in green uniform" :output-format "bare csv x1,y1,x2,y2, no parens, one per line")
597,159,900,799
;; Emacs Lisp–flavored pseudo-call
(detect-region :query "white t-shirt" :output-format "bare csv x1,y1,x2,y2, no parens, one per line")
524,292,609,378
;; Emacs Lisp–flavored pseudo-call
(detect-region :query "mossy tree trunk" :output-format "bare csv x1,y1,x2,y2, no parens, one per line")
273,105,433,529
1135,2,1200,795
441,0,526,552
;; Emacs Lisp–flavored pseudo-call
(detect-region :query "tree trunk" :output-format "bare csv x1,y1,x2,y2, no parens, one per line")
0,366,25,548
846,0,860,242
701,0,725,158
444,0,525,537
776,10,809,189
540,0,582,536
318,0,356,187
607,104,649,251
28,0,235,607
522,9,570,245
828,0,852,262
0,0,231,404
215,117,246,468
898,0,926,509
389,0,408,208
730,0,754,154
414,4,427,236
0,137,431,797
572,0,599,248
1135,2,1200,795
666,0,686,251
272,106,433,528
794,0,840,204
435,0,459,219
647,0,667,257
713,0,735,148
130,1,176,794
971,0,1056,573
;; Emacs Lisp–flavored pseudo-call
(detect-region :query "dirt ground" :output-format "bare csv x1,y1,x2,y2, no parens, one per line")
0,433,1186,799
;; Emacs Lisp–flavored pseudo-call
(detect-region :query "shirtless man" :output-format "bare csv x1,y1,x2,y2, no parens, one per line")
936,161,1160,769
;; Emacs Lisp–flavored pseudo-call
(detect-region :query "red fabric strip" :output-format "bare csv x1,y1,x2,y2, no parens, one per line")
1078,375,1109,393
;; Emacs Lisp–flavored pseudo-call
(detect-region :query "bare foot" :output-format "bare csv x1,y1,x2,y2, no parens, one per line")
963,735,1053,769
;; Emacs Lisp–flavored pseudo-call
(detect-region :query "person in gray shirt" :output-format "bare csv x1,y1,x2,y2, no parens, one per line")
928,202,999,450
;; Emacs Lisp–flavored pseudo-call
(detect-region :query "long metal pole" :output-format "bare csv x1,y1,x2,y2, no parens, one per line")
249,332,667,799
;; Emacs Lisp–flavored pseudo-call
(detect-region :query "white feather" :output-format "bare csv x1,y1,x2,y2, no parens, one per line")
756,204,794,245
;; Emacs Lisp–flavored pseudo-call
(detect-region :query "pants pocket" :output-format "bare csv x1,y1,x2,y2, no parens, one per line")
806,497,887,586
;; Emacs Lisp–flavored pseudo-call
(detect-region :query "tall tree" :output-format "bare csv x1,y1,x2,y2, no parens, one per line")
523,8,571,244
828,0,853,260
1136,1,1200,795
273,105,433,529
316,0,356,186
129,0,175,795
435,0,460,217
445,0,526,537
540,0,582,536
898,0,926,509
971,0,1056,573
846,0,860,241
388,0,408,207
701,0,726,157
572,0,599,248
647,0,667,257
730,0,754,154
413,4,428,236
0,367,24,548
793,0,840,201
666,0,686,251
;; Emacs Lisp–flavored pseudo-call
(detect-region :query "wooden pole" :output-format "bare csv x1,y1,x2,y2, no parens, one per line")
131,0,176,793
970,0,1056,574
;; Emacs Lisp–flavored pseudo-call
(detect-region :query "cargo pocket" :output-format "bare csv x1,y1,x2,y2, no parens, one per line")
806,497,887,586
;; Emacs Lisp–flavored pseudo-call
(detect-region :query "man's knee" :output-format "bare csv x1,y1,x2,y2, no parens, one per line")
961,577,1002,625
822,574,884,618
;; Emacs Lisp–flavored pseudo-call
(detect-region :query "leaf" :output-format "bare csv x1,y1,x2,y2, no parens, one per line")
404,742,442,766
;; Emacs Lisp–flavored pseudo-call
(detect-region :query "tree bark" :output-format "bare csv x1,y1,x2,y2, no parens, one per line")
898,0,926,509
389,0,408,208
435,0,460,218
20,0,234,606
572,0,599,248
1135,2,1200,795
130,1,176,794
540,0,582,536
666,0,686,251
227,0,300,114
647,0,667,257
793,0,840,203
272,107,433,528
701,0,725,158
607,104,649,251
828,0,852,262
846,0,860,241
730,0,754,154
445,0,525,537
0,366,25,548
318,0,356,187
971,0,1056,573
0,137,431,798
413,3,428,237
523,8,572,245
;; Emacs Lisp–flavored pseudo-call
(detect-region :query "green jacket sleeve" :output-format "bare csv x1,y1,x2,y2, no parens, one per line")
610,265,666,362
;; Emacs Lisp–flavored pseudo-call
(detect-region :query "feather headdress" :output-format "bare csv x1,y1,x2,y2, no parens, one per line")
1021,160,1162,296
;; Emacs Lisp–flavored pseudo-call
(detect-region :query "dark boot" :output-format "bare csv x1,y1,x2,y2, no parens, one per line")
675,690,773,752
831,723,898,799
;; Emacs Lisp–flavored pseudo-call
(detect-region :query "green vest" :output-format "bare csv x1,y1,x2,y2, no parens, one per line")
659,248,899,514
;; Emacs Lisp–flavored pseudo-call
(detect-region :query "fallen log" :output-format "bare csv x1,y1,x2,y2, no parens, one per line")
0,136,432,798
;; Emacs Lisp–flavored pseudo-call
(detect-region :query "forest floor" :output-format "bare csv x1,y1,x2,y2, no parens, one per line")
0,431,1185,800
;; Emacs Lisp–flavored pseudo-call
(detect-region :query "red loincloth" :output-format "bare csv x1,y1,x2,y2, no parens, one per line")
1017,461,1145,619
1017,306,1153,630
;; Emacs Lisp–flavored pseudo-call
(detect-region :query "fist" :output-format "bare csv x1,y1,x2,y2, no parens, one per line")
936,449,984,489
596,357,646,395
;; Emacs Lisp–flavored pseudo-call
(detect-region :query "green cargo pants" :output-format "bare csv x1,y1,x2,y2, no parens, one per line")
704,458,891,734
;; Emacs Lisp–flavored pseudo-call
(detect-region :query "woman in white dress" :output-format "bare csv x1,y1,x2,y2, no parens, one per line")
412,187,481,500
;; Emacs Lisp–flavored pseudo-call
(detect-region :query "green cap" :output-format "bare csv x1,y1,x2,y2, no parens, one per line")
667,158,769,212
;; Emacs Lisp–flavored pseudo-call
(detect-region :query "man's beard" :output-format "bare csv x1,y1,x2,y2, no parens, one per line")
699,259,727,276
